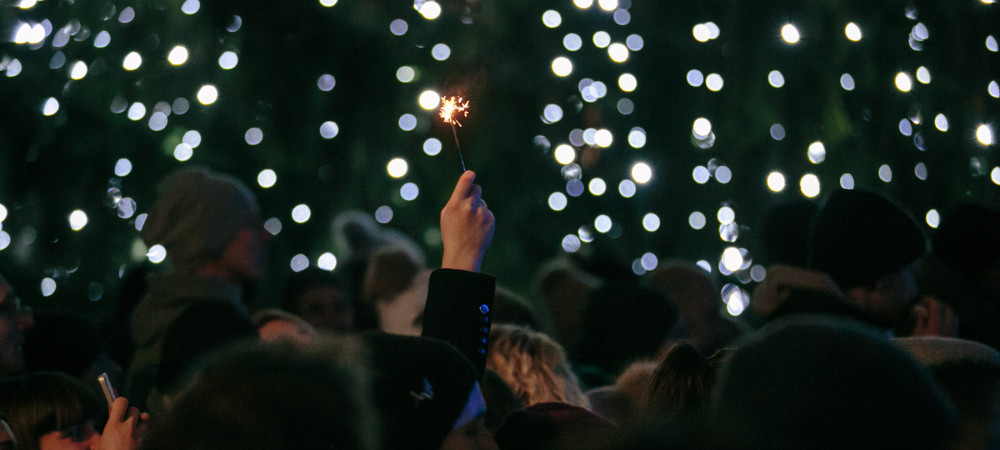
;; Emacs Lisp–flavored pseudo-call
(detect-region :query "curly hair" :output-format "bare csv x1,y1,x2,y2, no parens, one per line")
486,324,589,408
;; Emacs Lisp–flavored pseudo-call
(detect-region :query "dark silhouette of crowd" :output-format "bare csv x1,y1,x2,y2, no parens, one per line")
1,166,997,449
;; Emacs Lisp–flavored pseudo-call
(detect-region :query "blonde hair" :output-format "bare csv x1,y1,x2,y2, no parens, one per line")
487,324,589,408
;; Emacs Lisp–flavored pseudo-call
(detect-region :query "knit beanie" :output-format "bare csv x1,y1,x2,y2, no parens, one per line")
363,333,479,450
714,317,955,449
142,167,258,274
808,189,925,290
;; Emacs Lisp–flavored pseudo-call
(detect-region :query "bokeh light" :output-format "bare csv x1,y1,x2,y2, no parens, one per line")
146,244,167,264
598,0,618,11
424,138,442,156
291,204,311,223
396,66,415,83
978,124,994,146
320,121,339,139
845,22,863,41
40,277,56,297
122,52,142,70
840,173,855,189
705,73,724,91
800,174,821,198
69,210,88,231
631,162,652,184
767,172,786,192
552,57,573,77
245,127,263,145
618,73,637,92
768,70,785,88
543,104,564,123
693,118,712,138
554,144,576,165
781,24,801,44
934,114,949,132
594,215,613,233
585,178,604,196
417,1,441,19
878,164,893,183
114,158,133,177
542,10,561,28
608,43,629,62
69,61,87,80
431,44,451,61
317,253,337,271
167,45,189,65
721,247,743,272
689,211,707,230
564,33,583,51
548,192,568,211
290,254,309,272
807,141,826,164
197,85,218,105
895,72,913,92
257,169,277,188
42,98,59,116
840,73,856,90
687,69,704,87
375,206,393,224
264,218,282,236
401,183,419,201
618,180,636,198
387,158,408,178
398,114,417,131
916,66,931,84
925,209,940,228
643,213,660,232
418,90,440,110
693,166,711,184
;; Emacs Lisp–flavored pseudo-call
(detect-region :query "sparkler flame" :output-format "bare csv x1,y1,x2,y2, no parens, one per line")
439,96,470,127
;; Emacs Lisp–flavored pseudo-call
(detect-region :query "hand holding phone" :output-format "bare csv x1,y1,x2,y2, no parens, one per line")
98,372,117,408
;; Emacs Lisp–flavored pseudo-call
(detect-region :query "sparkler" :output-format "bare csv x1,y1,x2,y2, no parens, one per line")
439,96,469,172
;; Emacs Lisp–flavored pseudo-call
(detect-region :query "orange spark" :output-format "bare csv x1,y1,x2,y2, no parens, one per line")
439,96,470,127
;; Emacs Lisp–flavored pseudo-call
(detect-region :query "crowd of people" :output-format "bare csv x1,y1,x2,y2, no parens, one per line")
0,165,998,449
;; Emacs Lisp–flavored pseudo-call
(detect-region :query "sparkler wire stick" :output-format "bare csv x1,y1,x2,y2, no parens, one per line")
451,122,466,172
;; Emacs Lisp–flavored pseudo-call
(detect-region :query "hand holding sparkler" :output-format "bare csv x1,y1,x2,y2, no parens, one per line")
440,170,494,273
439,96,470,172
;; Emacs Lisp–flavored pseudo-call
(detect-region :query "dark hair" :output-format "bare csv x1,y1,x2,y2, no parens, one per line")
645,342,728,423
0,371,100,450
144,338,377,450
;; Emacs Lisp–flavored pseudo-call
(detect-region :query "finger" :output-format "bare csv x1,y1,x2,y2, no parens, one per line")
110,396,129,418
469,184,483,203
449,170,477,204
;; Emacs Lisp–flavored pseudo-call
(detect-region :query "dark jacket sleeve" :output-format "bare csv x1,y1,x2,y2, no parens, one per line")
421,269,496,377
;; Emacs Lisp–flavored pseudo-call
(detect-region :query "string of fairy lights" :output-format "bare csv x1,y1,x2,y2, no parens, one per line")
0,0,997,315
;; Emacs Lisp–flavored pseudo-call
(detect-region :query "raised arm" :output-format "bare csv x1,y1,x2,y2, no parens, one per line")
423,171,497,376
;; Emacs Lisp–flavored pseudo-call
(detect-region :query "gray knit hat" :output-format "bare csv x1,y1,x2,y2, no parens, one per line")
142,166,258,273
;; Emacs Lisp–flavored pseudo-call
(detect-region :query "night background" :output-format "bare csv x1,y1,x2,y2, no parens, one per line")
1,0,997,321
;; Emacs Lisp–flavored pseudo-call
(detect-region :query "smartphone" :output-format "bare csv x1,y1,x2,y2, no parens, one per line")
97,373,117,408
